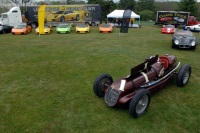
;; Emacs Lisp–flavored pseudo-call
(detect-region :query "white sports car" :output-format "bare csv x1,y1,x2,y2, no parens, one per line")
185,24,200,32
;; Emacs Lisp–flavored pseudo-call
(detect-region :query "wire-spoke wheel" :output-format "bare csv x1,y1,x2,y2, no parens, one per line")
129,89,151,118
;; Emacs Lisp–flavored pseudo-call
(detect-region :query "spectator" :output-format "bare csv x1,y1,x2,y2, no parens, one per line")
131,20,133,27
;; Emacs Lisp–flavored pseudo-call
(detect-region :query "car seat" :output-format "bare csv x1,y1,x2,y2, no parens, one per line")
159,56,170,69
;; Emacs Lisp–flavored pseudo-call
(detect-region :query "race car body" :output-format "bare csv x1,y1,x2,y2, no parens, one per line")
93,54,191,118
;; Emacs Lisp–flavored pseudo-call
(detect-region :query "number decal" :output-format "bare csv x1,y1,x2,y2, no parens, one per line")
119,80,126,91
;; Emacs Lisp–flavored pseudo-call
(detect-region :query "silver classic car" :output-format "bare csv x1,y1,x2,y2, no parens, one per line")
172,30,196,50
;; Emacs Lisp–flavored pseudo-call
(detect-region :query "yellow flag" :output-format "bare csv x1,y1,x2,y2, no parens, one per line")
38,4,46,34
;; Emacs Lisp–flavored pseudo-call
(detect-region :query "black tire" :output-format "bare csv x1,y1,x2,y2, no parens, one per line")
60,16,65,22
76,14,80,21
172,43,176,48
191,45,196,50
176,64,191,87
91,22,95,26
129,89,151,118
2,30,5,34
171,40,176,48
31,23,37,28
93,74,113,97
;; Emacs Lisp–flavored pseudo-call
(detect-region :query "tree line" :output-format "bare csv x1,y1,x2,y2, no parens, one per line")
1,0,199,21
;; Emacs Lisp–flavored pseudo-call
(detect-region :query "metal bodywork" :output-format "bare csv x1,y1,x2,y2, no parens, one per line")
99,24,113,33
104,55,178,106
35,25,52,34
185,24,200,32
56,24,71,33
11,23,32,35
93,54,191,118
161,24,175,34
172,30,196,49
75,24,90,33
0,25,13,34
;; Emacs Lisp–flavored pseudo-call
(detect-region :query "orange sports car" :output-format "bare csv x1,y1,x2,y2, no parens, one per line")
99,24,113,33
12,24,32,35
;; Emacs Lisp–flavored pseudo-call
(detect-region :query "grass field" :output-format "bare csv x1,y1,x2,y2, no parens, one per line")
0,22,200,133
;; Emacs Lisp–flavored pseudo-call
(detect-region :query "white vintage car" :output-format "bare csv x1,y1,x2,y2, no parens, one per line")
185,24,200,32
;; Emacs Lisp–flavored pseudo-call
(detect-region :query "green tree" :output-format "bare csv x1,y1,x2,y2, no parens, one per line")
139,10,154,21
118,0,136,9
87,0,117,22
177,0,198,16
137,0,156,12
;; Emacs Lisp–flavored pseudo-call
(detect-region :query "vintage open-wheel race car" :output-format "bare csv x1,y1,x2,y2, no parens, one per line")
93,54,191,118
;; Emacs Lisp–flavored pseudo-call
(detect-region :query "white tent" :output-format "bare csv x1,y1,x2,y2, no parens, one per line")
107,10,140,19
107,10,140,27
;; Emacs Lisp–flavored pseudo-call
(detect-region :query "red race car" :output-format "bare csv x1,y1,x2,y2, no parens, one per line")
93,54,191,118
161,24,175,34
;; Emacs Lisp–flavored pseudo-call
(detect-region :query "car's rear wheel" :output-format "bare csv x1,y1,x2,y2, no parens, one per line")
60,16,65,22
91,22,95,26
31,23,37,28
176,64,191,87
186,27,190,31
129,89,151,118
93,74,113,97
76,15,80,21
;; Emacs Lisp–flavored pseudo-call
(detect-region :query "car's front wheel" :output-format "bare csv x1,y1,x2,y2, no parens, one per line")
191,45,196,50
93,74,113,97
176,64,191,87
129,89,151,118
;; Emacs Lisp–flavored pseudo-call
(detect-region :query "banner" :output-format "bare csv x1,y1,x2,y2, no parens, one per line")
120,5,134,33
38,4,46,34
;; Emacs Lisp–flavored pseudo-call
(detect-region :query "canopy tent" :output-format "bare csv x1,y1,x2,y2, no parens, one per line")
107,10,140,19
107,10,140,27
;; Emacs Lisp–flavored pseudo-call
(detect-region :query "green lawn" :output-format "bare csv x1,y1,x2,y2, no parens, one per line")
0,23,200,133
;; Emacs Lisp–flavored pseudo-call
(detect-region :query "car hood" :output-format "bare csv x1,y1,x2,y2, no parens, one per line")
12,28,25,32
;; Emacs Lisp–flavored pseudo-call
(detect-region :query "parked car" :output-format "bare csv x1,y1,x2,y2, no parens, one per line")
184,24,200,32
161,24,175,34
75,23,90,33
11,23,32,35
35,25,52,34
93,54,191,118
45,10,80,22
172,30,196,49
99,24,113,33
56,24,71,34
0,25,13,34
